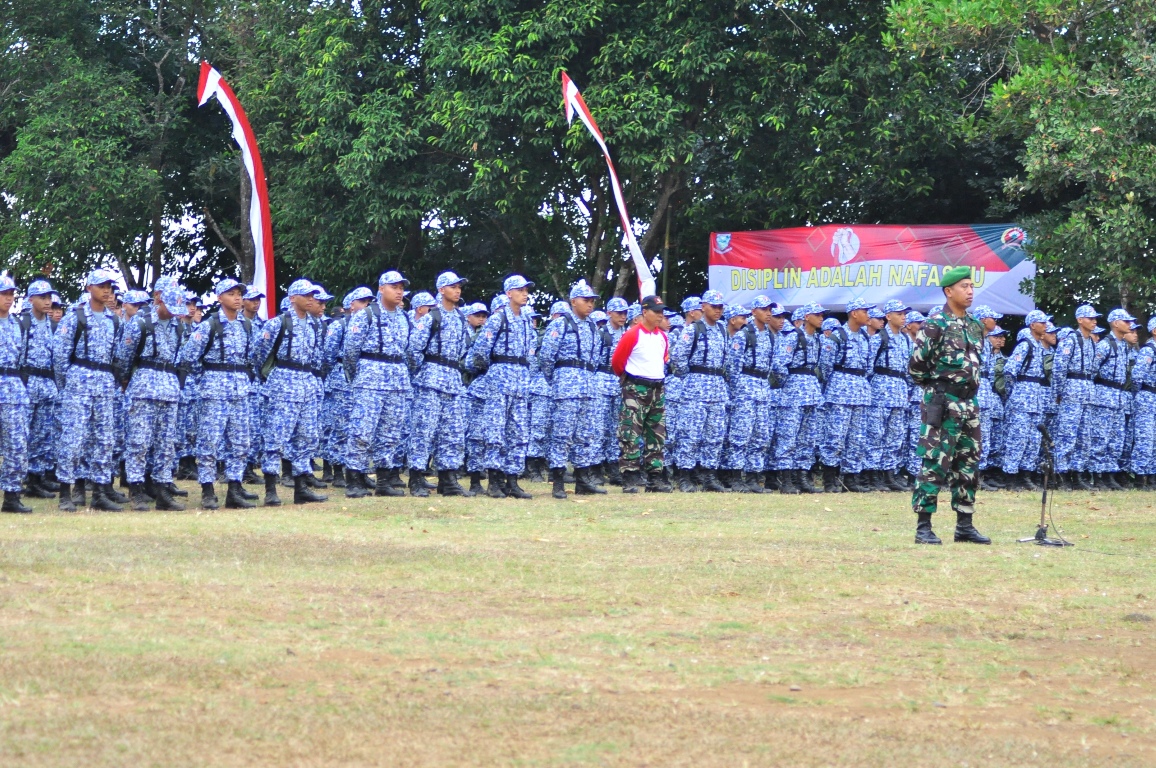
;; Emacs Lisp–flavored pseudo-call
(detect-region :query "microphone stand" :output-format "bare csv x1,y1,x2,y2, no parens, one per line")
1017,423,1072,547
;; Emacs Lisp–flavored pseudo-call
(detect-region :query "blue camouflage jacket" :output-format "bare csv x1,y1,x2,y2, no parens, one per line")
1091,334,1132,409
1004,337,1051,414
538,310,599,398
1132,340,1156,396
343,302,414,393
1052,330,1096,405
780,326,821,406
115,308,183,402
0,315,29,405
410,304,470,395
54,302,119,395
468,306,537,397
21,314,57,403
868,326,913,408
179,312,253,399
820,323,872,406
592,324,623,397
727,323,778,403
978,348,1004,417
252,310,325,402
670,318,729,403
322,317,350,393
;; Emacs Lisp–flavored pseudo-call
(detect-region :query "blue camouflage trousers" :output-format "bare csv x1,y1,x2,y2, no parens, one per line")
978,409,1003,471
177,397,197,459
1052,401,1091,472
345,389,409,473
247,391,265,466
408,387,466,472
197,396,251,484
528,393,550,459
1086,404,1125,474
57,392,115,485
481,393,529,475
868,406,908,472
262,395,321,477
27,398,56,475
1000,409,1043,474
323,389,351,466
465,394,487,474
673,401,726,470
0,403,28,492
1130,393,1156,474
124,399,179,484
906,403,923,476
819,404,871,474
598,393,622,464
773,405,819,471
721,397,770,473
547,396,598,469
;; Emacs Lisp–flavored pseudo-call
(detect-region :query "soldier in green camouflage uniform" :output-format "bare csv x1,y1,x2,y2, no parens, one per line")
908,265,991,545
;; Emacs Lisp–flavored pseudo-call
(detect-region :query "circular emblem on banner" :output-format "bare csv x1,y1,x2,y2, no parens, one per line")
715,233,732,254
1001,227,1027,250
831,227,860,265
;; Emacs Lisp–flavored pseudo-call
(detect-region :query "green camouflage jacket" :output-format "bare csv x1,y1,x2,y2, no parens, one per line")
909,309,984,397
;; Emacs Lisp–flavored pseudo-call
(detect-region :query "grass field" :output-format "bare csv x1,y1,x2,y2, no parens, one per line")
1,480,1154,767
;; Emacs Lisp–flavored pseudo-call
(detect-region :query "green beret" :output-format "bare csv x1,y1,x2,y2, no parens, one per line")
940,266,972,288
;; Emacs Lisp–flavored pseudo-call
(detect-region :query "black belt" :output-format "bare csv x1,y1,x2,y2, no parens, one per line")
274,360,314,372
1142,384,1156,394
1066,372,1092,381
933,380,979,400
361,353,405,364
873,367,906,379
201,362,247,373
597,364,614,374
555,360,595,371
1019,375,1049,385
834,365,867,376
689,365,725,377
69,358,114,374
1095,378,1127,391
137,360,179,375
493,355,528,366
0,366,22,378
741,366,769,378
788,366,817,376
624,373,664,387
423,354,461,370
22,366,53,380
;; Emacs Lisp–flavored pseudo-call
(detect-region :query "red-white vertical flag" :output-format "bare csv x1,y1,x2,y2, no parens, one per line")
561,72,657,298
197,61,276,318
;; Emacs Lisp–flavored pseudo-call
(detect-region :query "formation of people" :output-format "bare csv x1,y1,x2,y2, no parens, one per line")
0,265,1147,515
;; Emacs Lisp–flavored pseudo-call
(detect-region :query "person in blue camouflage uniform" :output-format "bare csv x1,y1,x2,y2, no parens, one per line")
241,286,267,483
19,279,60,499
339,271,414,498
406,271,473,497
818,297,874,492
977,326,1007,491
53,269,124,511
773,304,823,494
669,289,729,492
1000,311,1054,490
1049,305,1102,490
251,280,329,505
662,297,701,474
903,311,927,483
539,280,604,497
0,276,31,513
1086,308,1137,489
178,279,258,510
321,287,372,490
525,304,554,483
1129,317,1156,487
865,299,915,492
113,290,150,490
299,285,334,487
596,297,630,484
113,285,189,511
463,301,492,495
757,302,794,492
467,275,538,499
174,290,203,481
1121,322,1142,479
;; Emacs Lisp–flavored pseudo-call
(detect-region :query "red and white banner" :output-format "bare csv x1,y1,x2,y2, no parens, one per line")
197,61,276,318
561,72,657,298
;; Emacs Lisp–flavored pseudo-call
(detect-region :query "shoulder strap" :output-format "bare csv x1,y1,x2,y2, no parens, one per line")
198,314,224,363
873,328,891,367
132,314,153,364
424,308,443,353
688,319,707,360
70,310,88,361
834,327,849,366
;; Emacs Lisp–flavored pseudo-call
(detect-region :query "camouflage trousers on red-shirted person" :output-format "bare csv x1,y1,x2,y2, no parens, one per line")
617,378,666,474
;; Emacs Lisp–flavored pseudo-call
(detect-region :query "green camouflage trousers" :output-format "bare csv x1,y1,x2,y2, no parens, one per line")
617,381,666,473
912,394,981,515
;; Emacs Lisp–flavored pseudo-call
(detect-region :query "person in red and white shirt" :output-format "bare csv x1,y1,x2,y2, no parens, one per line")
611,295,673,492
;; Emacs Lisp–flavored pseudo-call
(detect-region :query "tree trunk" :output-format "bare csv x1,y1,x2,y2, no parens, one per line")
613,171,683,300
238,162,256,284
587,182,610,293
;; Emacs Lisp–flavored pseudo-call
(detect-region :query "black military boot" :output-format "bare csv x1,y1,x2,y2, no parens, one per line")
797,468,818,494
389,469,405,490
915,512,942,545
263,473,282,506
887,470,910,492
294,474,328,504
154,481,185,511
280,460,294,487
374,468,403,497
92,483,124,512
700,469,727,493
646,469,673,493
747,472,769,493
621,469,643,494
176,456,197,481
25,473,54,499
243,463,261,485
575,465,606,495
302,470,327,489
129,483,151,511
40,470,60,492
2,491,32,513
467,471,484,497
236,480,258,501
104,482,128,504
763,470,781,492
1074,470,1095,491
200,482,219,510
486,470,507,498
58,483,76,512
676,467,697,493
979,472,1002,492
321,460,334,483
72,479,87,507
505,473,533,499
604,462,624,486
550,467,567,499
166,481,188,497
822,465,843,494
872,470,891,492
589,464,606,487
954,512,991,544
332,465,347,488
778,469,800,495
438,470,467,497
1102,472,1125,491
409,470,431,498
1021,472,1041,491
343,470,369,498
226,481,256,509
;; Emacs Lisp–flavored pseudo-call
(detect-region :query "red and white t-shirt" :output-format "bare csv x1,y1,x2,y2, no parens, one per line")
611,324,668,381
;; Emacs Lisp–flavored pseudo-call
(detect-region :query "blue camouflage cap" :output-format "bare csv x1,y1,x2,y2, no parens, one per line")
767,302,790,317
410,291,436,309
243,285,265,301
802,302,826,316
1107,308,1136,323
378,270,410,287
972,305,1004,320
280,296,291,312
791,307,806,322
346,286,373,305
821,318,841,332
550,300,570,317
123,289,150,305
1017,328,1032,341
0,275,14,293
724,305,751,321
905,310,926,324
435,271,468,290
1025,309,1052,325
525,306,540,319
466,302,489,316
313,285,334,302
929,304,943,316
627,303,642,322
27,279,53,297
987,326,1007,337
490,294,509,314
606,297,629,313
50,293,62,306
569,279,597,300
1044,321,1057,334
154,275,180,295
288,279,319,297
214,278,243,297
1149,317,1156,333
750,295,773,310
845,298,871,313
503,274,534,292
668,314,685,329
1092,325,1106,334
1075,304,1100,319
86,268,119,286
342,293,354,311
680,296,702,313
161,289,189,317
701,290,725,306
1130,321,1140,331
883,299,910,315
590,310,608,323
663,307,680,318
867,306,886,319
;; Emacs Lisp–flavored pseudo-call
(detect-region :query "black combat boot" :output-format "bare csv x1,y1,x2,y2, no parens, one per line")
746,472,769,493
243,464,261,485
589,464,606,487
915,512,942,545
2,491,32,513
344,470,370,498
574,465,606,495
701,469,727,493
321,460,334,483
280,460,294,487
118,461,130,489
467,471,485,497
1073,470,1095,491
645,470,673,493
486,470,507,498
58,483,76,512
166,481,188,497
25,473,54,499
375,468,404,497
409,470,431,498
604,462,624,486
843,472,864,493
676,467,697,493
797,468,818,494
389,469,405,490
779,469,800,495
176,456,197,481
40,470,61,492
226,481,255,509
332,464,347,488
92,483,124,512
200,482,219,510
294,474,328,504
621,469,643,494
764,470,782,492
887,470,910,492
550,467,567,499
72,479,87,507
129,483,151,511
1021,472,1041,491
1102,472,1125,491
438,470,467,497
154,481,185,511
103,482,128,504
263,473,282,506
236,481,258,501
954,512,991,544
979,472,1002,492
505,473,532,499
822,465,843,494
303,470,327,489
